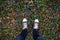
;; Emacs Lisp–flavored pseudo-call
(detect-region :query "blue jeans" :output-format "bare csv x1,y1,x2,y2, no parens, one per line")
14,29,44,40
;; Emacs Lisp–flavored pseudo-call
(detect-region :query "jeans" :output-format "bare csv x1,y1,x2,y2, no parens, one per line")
14,29,44,40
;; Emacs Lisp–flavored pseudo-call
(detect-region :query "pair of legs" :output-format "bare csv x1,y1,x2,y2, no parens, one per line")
14,18,44,40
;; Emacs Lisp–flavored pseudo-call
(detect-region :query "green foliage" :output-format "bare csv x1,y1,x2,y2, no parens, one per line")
0,0,60,40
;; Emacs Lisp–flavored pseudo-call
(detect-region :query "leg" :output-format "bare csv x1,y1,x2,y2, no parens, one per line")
33,29,39,40
33,19,44,40
14,29,28,40
14,18,28,40
33,29,44,40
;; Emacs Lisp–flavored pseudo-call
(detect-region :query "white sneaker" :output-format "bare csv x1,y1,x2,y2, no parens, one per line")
34,19,39,29
22,18,28,30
